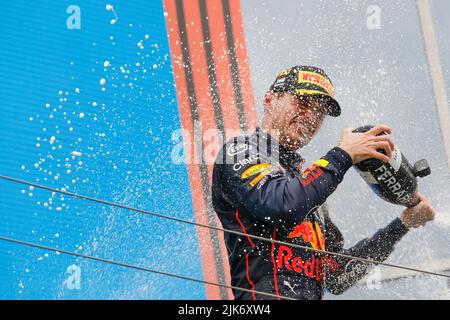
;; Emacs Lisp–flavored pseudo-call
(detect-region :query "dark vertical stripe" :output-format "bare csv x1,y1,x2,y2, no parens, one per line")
175,0,229,300
222,0,248,132
199,0,225,138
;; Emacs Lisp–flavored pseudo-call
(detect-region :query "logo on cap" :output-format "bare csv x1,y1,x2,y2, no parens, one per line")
298,71,334,97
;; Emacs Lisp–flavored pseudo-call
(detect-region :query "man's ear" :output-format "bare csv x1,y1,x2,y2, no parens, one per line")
263,91,276,114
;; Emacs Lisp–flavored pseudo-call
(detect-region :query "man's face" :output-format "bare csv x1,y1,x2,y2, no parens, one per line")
265,92,327,150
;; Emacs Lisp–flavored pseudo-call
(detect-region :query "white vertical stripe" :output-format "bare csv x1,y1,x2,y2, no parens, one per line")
417,0,450,173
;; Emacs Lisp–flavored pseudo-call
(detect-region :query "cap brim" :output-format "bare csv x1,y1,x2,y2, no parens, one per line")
294,92,341,117
324,96,341,117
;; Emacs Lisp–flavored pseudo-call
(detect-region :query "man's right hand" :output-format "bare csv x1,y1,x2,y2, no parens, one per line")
338,124,395,164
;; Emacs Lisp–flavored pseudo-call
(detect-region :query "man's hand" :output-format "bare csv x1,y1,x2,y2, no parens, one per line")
400,192,436,229
338,124,395,164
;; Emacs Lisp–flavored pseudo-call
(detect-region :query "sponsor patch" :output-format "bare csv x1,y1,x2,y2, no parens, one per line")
232,154,259,172
301,159,328,180
301,167,325,186
256,174,271,190
288,221,325,251
241,163,272,179
275,245,339,282
227,143,250,156
249,169,270,187
313,159,329,168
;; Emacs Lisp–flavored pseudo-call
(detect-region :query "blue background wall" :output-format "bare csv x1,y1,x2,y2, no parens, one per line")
0,0,206,299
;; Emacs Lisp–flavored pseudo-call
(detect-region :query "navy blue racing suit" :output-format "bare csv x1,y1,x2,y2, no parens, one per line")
211,127,409,300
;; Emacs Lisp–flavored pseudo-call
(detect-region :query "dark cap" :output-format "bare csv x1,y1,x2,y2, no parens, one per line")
269,65,341,117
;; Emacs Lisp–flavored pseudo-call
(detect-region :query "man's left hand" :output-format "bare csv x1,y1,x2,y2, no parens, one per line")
400,192,436,229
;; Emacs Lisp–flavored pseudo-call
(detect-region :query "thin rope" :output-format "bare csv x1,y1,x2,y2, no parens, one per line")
1,175,450,280
0,235,295,300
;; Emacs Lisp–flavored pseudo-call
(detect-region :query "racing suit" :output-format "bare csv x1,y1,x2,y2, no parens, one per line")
211,127,409,300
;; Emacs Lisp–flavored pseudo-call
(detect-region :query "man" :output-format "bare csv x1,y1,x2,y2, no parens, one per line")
211,65,435,300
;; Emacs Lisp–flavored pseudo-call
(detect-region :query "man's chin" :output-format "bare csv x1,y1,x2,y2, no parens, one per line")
297,136,313,149
280,133,312,150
